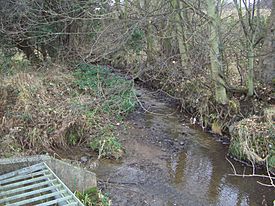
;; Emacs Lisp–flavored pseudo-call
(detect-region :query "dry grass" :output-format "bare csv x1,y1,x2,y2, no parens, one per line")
0,64,135,159
0,68,103,156
229,115,275,168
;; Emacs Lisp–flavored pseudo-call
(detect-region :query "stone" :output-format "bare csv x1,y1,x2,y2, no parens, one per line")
80,156,88,163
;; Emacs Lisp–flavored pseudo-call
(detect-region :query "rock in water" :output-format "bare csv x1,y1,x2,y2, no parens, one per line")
80,156,88,163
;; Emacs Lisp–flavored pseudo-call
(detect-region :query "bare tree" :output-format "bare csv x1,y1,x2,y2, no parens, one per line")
207,0,228,104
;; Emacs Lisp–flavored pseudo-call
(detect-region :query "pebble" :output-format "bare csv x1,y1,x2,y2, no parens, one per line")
179,141,184,145
89,161,99,169
80,156,88,163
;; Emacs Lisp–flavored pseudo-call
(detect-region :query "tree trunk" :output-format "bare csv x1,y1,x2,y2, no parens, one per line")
171,0,190,75
140,0,154,64
207,0,228,104
247,44,254,96
261,0,275,84
115,0,121,18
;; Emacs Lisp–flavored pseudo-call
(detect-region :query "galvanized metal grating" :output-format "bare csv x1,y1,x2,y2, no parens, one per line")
0,162,84,206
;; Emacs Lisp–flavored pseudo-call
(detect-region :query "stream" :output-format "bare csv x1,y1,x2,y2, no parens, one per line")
92,88,274,206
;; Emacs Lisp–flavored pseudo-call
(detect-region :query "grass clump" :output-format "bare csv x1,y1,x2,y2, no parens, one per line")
229,115,275,169
0,70,87,155
75,187,111,206
90,126,123,160
74,63,136,119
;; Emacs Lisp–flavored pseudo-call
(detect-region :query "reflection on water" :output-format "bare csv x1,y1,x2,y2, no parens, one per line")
144,95,274,206
95,89,274,206
164,123,273,205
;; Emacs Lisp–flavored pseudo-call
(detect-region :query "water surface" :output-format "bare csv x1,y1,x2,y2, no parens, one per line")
93,88,274,206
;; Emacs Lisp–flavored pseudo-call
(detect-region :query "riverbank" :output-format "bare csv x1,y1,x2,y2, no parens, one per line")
92,87,275,205
0,65,274,205
0,64,135,159
131,68,275,171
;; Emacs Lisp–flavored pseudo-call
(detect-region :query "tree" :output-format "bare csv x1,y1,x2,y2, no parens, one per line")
261,0,275,84
171,0,190,75
207,0,228,104
233,0,264,96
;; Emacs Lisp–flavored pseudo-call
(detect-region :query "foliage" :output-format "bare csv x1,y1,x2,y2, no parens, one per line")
90,125,123,159
90,135,123,159
67,129,81,146
0,50,29,76
75,187,111,206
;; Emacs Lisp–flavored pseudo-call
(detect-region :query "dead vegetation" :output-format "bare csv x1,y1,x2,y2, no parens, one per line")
0,65,135,158
229,112,275,171
0,69,85,155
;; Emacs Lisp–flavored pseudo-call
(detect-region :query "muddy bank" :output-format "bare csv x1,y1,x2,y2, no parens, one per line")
91,88,274,206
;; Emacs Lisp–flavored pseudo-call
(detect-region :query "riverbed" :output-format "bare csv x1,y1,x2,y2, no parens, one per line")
92,88,274,206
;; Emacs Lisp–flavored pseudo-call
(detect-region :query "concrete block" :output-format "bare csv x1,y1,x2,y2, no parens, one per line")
0,155,97,192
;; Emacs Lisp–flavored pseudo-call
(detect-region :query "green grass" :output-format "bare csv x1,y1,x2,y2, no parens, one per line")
75,187,111,206
90,128,123,159
74,63,136,158
74,63,136,118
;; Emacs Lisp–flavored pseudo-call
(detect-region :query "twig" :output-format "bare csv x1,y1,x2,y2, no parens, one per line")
98,139,106,160
226,157,237,174
226,157,275,188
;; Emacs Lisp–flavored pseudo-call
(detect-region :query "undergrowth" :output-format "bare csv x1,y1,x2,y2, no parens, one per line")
229,115,275,169
0,63,136,159
74,64,136,158
74,64,136,119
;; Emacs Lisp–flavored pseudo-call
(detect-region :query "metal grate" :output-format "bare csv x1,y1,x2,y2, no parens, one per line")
0,163,84,206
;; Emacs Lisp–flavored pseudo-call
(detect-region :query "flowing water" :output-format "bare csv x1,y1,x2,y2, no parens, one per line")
92,88,274,206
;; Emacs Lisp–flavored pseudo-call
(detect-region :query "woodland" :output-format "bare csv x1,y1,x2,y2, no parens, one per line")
0,0,274,204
